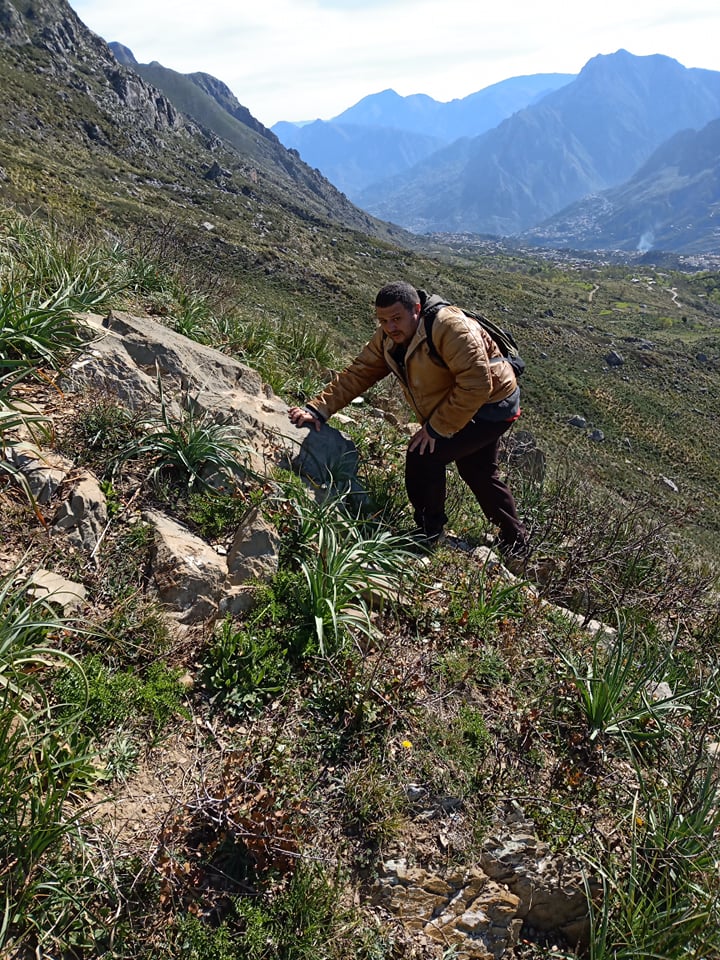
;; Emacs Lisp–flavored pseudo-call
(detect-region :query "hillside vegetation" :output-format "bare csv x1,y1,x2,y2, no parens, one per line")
1,205,720,960
1,1,720,957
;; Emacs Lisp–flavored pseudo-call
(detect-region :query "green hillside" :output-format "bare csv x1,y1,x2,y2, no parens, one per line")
2,1,720,957
2,206,720,959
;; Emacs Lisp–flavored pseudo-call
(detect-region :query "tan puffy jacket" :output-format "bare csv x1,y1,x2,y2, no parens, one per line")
308,304,518,438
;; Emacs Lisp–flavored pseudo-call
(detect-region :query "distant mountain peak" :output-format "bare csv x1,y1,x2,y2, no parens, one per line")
109,41,137,66
579,48,683,77
273,73,575,201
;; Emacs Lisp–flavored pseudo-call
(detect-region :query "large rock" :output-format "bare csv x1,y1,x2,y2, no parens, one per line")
65,310,359,487
144,508,229,623
227,506,281,585
7,442,108,553
288,421,360,492
52,473,108,552
5,442,74,503
143,507,282,624
505,431,546,485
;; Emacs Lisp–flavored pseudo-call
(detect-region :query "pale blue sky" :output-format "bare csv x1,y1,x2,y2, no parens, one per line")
69,0,719,127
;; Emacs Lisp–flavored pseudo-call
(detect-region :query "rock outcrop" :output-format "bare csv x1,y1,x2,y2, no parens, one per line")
8,308,361,623
0,0,183,133
65,310,358,485
373,859,522,959
372,803,591,958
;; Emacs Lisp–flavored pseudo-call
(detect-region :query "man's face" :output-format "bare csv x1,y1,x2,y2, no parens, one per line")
376,300,421,347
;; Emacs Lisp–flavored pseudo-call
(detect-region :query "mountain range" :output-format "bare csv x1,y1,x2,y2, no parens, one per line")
112,38,720,254
349,51,720,248
271,75,574,198
2,0,720,255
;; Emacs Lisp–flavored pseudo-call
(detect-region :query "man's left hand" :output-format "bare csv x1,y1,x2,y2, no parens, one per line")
408,424,436,455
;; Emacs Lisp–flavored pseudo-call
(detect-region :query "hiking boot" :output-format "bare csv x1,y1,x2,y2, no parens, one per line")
405,526,445,554
497,538,532,574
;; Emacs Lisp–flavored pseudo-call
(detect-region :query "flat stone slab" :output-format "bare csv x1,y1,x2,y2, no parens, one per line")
28,569,87,614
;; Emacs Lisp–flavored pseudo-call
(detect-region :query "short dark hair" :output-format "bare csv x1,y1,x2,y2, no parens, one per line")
375,281,420,311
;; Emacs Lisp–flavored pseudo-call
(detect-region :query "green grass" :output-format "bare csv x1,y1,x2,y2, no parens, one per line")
0,188,719,958
169,863,387,960
586,762,720,959
53,655,187,739
551,625,692,744
201,615,292,719
112,376,250,491
5,24,720,952
0,569,103,956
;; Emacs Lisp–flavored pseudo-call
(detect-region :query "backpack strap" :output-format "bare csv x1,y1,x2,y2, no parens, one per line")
418,290,450,366
418,289,525,377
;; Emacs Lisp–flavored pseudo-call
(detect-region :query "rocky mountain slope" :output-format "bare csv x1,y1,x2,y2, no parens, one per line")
110,42,270,140
3,208,720,959
0,0,401,257
2,1,720,950
3,0,720,540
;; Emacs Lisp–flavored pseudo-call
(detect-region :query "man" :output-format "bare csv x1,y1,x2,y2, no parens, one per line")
288,281,529,559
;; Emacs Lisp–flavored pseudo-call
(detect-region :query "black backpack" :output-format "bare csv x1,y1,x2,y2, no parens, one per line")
418,290,526,379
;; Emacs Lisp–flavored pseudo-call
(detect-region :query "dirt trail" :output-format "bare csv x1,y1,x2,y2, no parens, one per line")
665,286,681,308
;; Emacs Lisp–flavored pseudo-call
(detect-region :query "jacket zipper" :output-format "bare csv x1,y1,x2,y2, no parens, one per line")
384,335,425,420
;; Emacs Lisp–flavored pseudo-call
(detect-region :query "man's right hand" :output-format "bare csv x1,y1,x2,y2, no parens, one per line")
288,406,322,431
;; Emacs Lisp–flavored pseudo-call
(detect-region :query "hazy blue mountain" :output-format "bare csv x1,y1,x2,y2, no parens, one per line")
522,118,720,254
271,74,573,200
272,119,445,197
331,75,575,139
357,51,720,237
330,89,441,131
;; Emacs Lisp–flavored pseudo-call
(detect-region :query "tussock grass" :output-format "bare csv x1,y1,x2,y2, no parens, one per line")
0,207,719,958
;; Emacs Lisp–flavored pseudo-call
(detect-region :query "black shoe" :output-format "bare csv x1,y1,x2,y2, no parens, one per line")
497,538,532,573
406,527,444,553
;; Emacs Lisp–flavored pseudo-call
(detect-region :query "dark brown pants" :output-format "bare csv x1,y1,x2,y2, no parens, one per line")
405,417,527,550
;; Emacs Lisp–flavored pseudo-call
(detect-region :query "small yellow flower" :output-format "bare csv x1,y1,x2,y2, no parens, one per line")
401,739,412,750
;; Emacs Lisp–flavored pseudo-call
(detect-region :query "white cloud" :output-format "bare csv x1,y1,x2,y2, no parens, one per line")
69,0,720,126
